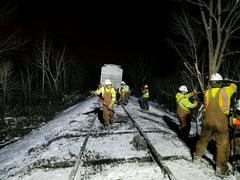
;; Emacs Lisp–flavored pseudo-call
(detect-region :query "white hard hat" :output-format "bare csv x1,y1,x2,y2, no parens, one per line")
105,79,111,85
210,73,223,81
179,85,188,92
121,81,125,84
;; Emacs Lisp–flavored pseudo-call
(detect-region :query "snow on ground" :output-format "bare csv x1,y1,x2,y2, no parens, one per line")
0,96,239,180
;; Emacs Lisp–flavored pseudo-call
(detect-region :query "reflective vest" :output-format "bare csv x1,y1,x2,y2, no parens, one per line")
175,92,197,111
118,85,124,93
204,83,237,115
123,85,129,92
95,86,116,104
142,89,149,98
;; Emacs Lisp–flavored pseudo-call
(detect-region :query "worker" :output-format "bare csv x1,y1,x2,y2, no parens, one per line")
118,81,125,105
139,85,149,110
95,79,116,126
194,73,237,178
175,85,198,139
124,82,130,104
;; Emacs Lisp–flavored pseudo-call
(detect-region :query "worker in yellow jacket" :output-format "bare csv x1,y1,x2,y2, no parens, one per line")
123,83,130,104
141,85,149,110
176,85,198,139
95,79,116,126
194,73,237,178
118,81,125,104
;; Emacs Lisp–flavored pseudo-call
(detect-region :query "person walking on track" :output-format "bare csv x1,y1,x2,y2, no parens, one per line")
123,82,130,104
118,81,125,105
176,85,198,139
95,79,116,126
139,84,149,110
194,73,237,178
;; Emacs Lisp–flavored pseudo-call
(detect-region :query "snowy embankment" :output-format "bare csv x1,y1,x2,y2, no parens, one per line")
0,96,239,180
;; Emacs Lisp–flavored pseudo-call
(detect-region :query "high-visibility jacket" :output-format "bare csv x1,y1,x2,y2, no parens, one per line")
95,86,116,104
118,85,124,93
123,85,129,93
203,83,237,115
175,92,197,111
142,88,149,98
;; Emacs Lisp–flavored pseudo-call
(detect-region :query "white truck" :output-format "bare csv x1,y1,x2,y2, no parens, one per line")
100,64,123,89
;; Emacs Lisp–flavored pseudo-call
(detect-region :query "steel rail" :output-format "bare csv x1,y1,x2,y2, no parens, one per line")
120,103,177,180
68,116,97,180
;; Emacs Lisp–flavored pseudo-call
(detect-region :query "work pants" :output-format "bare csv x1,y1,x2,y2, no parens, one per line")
124,92,129,103
118,92,125,104
177,104,191,139
142,97,149,110
195,90,229,176
102,92,114,126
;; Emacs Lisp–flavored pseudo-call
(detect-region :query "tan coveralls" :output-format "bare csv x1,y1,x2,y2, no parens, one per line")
195,90,229,175
124,85,129,103
177,102,191,138
103,91,114,126
118,86,125,104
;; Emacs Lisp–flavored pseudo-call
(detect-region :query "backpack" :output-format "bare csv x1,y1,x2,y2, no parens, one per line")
130,134,147,150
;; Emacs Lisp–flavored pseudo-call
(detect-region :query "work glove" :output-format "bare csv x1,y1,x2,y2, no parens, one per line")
89,91,95,95
194,101,198,105
191,91,198,95
109,103,113,109
233,118,240,125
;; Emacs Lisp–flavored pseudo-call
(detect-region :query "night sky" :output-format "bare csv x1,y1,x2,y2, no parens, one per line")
8,0,177,76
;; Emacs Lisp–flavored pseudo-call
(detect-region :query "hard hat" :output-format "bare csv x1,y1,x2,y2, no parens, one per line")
179,85,188,92
105,79,111,85
121,81,125,85
210,73,223,81
144,85,148,89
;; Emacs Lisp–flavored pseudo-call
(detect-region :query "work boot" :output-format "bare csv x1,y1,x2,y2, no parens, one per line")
104,121,109,127
193,153,204,163
215,165,230,178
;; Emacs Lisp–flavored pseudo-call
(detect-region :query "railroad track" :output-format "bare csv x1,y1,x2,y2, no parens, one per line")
68,102,179,180
120,103,177,180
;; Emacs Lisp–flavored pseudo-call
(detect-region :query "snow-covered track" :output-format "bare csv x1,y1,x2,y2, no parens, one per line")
69,116,97,180
1,96,239,180
120,103,177,180
68,101,178,180
68,104,167,180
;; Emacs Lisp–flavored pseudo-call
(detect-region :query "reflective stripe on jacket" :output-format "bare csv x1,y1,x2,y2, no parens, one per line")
142,89,149,98
175,92,197,111
204,83,237,115
95,86,116,104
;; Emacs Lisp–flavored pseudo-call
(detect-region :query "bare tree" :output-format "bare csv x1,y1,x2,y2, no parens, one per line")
0,32,28,55
0,1,28,56
44,45,68,94
35,34,51,97
19,58,34,104
189,0,240,75
221,55,240,81
35,35,68,96
125,55,152,96
170,0,240,90
0,59,13,116
169,9,205,91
